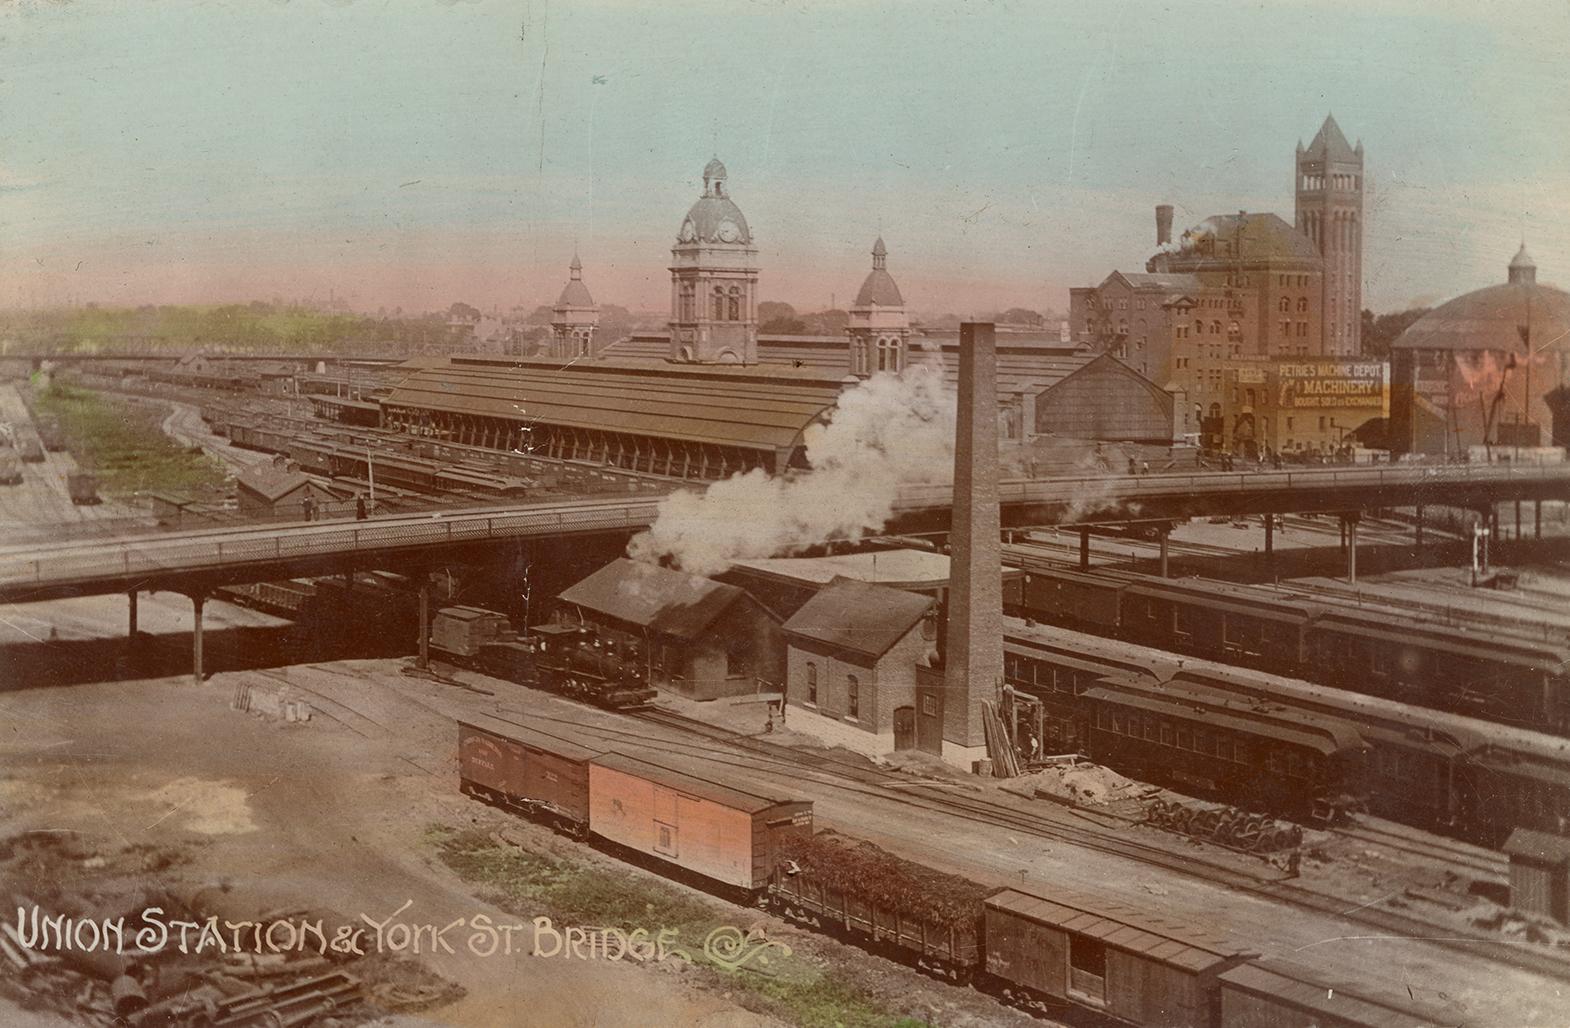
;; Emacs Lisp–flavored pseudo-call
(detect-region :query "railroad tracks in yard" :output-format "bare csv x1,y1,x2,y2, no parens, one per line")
625,706,1570,986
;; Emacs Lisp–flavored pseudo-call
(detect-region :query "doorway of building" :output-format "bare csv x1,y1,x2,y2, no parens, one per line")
893,706,916,751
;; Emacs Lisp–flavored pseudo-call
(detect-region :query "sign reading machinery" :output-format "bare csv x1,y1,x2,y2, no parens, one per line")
1276,361,1387,410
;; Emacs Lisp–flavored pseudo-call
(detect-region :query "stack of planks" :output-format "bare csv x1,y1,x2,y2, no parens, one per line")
981,700,1021,778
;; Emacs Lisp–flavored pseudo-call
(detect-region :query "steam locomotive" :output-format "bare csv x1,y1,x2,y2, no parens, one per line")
428,606,656,710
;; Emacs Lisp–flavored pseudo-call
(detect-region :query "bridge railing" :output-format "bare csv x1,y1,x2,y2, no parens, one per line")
0,498,667,591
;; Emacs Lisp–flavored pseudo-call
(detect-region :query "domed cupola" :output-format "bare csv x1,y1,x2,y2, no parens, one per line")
678,158,752,246
668,159,761,364
1510,243,1537,285
846,236,911,376
550,253,599,359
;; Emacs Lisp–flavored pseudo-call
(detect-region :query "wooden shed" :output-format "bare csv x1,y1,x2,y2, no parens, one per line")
587,752,812,893
1504,827,1570,924
235,462,338,518
983,887,1254,1028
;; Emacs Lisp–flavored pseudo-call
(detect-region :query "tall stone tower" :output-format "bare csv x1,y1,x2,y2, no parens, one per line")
668,159,760,364
845,237,911,376
1295,115,1364,355
550,254,599,359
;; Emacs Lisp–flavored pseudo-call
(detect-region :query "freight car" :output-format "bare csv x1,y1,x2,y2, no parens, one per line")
67,471,100,505
1006,559,1570,736
429,607,656,710
457,717,813,896
0,454,21,485
455,719,1443,1028
768,829,988,979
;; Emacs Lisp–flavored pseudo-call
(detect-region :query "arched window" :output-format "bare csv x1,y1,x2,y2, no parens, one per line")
1297,297,1308,313
1210,320,1221,335
680,283,695,321
1194,320,1203,336
806,662,818,705
1227,321,1239,337
877,336,902,372
1278,296,1289,313
727,286,741,321
846,674,859,719
712,287,726,321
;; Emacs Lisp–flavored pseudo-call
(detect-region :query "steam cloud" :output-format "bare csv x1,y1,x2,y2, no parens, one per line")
627,364,957,576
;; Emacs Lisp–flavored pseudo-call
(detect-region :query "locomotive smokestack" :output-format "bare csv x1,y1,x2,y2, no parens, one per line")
1156,204,1174,248
942,322,1002,769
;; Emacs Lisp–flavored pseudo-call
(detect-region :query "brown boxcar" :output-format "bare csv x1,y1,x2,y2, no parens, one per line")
1018,567,1125,628
588,752,812,893
457,717,599,830
1217,959,1444,1028
983,887,1254,1028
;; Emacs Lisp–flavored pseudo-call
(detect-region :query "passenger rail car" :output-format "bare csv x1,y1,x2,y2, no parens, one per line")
1003,618,1570,847
1006,558,1570,736
1084,673,1368,822
456,717,1442,1028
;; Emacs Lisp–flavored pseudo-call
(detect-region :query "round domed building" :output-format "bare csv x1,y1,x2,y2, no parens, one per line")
846,237,911,376
668,159,760,364
1389,246,1570,455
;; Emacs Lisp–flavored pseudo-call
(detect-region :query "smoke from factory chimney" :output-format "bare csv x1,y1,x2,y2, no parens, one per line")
1156,204,1174,248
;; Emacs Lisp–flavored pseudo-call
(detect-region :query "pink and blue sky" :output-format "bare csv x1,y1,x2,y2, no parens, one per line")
3,0,1568,316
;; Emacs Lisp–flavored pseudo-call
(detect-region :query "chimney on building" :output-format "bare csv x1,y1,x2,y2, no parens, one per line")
1156,204,1174,248
942,322,1003,769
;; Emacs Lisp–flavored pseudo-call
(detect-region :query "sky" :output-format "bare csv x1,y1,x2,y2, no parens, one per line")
3,0,1570,317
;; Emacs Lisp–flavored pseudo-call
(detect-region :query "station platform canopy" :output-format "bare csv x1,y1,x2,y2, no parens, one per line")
380,355,850,478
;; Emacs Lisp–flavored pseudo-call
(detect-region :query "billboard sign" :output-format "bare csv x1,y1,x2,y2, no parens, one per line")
1276,361,1387,411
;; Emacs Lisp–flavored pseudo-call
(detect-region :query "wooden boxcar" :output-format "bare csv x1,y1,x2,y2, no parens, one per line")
984,887,1254,1028
587,752,812,893
1216,959,1443,1028
456,717,598,831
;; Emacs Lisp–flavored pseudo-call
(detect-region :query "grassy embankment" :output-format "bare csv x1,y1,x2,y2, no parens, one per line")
430,826,930,1028
33,380,227,499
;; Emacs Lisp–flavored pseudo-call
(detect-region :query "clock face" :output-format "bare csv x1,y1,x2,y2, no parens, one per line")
716,219,741,243
679,219,697,243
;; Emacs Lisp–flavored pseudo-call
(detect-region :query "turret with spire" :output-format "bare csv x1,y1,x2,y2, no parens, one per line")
550,252,600,359
846,236,911,376
1295,114,1365,355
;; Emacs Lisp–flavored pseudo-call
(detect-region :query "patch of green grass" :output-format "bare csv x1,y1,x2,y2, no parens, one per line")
430,825,933,1028
34,381,227,498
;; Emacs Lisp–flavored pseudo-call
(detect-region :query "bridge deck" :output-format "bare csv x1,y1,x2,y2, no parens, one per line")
1,463,1566,603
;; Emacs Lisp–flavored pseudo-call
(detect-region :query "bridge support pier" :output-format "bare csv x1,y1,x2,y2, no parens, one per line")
190,592,205,686
1536,499,1542,540
1414,505,1424,549
1079,528,1091,571
1342,513,1361,584
417,579,430,670
1516,500,1522,542
1157,526,1170,579
1264,515,1274,563
128,590,138,639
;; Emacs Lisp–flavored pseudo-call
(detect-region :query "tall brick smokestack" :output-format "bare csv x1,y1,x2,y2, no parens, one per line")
942,322,1002,766
1156,204,1174,247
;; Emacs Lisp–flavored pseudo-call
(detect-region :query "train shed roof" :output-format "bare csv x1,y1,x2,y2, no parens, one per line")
382,356,847,453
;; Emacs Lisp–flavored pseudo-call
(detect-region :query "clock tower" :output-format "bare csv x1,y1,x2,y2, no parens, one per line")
668,159,759,364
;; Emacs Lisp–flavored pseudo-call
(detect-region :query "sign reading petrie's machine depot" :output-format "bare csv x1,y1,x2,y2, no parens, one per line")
1276,361,1387,410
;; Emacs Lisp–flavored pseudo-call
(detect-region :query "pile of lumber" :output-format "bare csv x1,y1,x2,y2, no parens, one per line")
981,700,1021,778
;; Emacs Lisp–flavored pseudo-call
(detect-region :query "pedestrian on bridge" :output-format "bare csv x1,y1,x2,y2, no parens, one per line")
356,494,367,520
302,495,316,522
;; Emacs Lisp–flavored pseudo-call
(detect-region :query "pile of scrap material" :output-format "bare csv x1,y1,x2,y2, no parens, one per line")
0,833,459,1027
778,829,992,929
1000,761,1153,807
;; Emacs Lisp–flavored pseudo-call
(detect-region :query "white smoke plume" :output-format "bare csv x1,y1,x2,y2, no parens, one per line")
627,364,957,576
